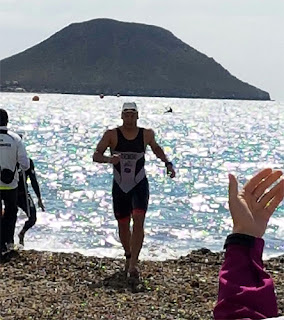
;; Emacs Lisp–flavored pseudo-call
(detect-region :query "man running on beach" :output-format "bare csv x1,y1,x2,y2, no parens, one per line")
93,102,175,277
17,157,45,246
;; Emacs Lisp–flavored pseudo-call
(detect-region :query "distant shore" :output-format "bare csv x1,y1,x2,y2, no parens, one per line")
1,248,283,319
0,88,272,101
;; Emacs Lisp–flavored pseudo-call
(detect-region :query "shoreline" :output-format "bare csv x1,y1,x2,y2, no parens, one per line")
0,90,272,101
1,248,283,319
15,245,284,262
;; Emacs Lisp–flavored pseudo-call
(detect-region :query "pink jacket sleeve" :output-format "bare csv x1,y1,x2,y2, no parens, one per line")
214,237,278,320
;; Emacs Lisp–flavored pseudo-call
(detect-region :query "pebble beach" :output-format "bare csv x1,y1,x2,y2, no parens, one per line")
0,249,283,320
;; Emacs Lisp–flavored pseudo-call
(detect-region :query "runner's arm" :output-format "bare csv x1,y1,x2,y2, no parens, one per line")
148,129,175,178
148,129,169,163
93,130,113,163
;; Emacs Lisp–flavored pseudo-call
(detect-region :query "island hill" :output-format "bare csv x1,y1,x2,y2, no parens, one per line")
0,18,270,100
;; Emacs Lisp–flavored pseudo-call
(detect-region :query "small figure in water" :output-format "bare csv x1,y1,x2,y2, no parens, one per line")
165,107,173,113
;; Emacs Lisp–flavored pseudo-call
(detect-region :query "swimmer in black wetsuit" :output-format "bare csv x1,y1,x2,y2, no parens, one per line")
17,158,45,245
93,102,175,277
165,107,173,113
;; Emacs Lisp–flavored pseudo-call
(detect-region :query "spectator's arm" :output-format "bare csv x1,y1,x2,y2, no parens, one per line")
213,169,284,320
214,234,277,319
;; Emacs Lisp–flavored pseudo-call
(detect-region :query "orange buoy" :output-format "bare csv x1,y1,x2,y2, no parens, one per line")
32,95,39,101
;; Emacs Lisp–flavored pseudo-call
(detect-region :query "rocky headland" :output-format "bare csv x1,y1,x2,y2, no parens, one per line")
0,19,270,100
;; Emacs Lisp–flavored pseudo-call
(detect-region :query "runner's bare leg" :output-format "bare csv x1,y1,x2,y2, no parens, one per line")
118,218,131,270
129,211,145,274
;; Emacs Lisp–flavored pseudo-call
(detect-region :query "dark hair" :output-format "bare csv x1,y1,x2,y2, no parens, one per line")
0,109,9,126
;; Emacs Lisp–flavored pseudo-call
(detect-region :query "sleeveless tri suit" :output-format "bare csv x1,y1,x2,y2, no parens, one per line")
112,127,149,221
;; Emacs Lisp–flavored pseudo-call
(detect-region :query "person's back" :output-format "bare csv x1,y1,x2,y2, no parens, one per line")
0,131,24,188
0,108,29,254
0,113,29,188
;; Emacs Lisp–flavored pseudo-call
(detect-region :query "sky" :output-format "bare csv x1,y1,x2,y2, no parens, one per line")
1,0,283,101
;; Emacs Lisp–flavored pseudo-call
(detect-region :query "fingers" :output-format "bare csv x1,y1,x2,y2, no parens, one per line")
111,154,121,165
259,179,284,215
244,168,272,193
114,154,121,158
253,170,283,199
228,173,238,201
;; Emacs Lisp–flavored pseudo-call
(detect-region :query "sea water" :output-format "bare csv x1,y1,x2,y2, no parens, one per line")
0,93,283,260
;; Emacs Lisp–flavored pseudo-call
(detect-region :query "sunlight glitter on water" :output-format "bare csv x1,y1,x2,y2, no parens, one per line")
1,93,283,259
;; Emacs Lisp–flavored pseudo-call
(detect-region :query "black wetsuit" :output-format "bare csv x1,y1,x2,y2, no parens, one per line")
112,128,149,220
17,158,41,232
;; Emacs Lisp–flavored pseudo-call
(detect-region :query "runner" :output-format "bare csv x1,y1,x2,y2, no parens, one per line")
93,102,175,277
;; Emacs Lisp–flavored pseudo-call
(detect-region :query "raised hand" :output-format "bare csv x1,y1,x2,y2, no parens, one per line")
228,168,284,238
